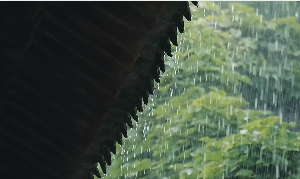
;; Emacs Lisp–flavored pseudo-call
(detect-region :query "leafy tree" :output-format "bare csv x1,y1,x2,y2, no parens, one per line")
199,117,300,179
100,2,300,179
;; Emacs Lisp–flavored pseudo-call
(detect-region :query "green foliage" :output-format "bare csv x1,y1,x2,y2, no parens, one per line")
199,117,300,178
101,2,300,179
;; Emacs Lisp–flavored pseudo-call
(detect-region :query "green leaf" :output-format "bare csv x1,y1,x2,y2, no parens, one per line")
234,169,254,177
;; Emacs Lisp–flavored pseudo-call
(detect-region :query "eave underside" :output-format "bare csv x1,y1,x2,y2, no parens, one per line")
0,2,197,179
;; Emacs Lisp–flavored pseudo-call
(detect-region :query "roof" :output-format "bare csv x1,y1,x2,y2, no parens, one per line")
0,2,197,179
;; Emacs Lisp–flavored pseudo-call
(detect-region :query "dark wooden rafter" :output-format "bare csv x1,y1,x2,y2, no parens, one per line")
0,1,198,179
